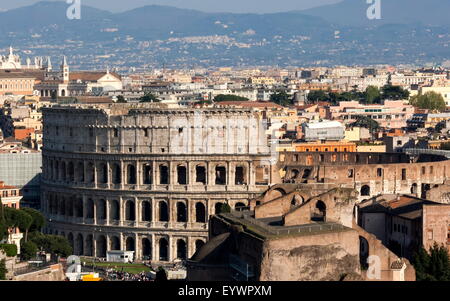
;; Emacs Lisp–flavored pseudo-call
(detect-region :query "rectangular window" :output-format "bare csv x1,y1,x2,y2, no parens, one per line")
401,169,407,181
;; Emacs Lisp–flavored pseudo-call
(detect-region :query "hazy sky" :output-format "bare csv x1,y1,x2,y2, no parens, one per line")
0,0,342,13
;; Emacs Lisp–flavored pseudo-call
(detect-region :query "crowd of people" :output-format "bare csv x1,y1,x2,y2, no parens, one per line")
104,269,154,281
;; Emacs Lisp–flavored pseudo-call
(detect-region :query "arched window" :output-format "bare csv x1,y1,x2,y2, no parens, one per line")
159,165,169,185
97,199,106,220
126,237,135,252
159,238,169,261
361,185,370,196
127,164,136,184
177,166,187,185
177,239,187,260
143,164,152,184
125,200,135,221
142,238,151,260
98,163,108,184
142,201,151,222
112,164,121,184
215,166,226,185
312,200,326,222
110,236,120,251
67,162,74,182
235,202,246,211
159,201,169,222
110,200,120,220
96,235,107,258
195,240,205,253
235,166,246,185
86,199,94,219
75,234,84,256
196,166,206,184
195,202,206,223
177,202,187,222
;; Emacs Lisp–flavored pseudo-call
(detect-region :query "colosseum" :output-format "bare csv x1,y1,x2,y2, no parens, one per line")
41,104,273,263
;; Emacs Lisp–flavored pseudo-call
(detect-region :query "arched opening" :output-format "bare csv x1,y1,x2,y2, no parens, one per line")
77,162,84,182
142,238,151,260
98,163,108,184
110,236,120,251
60,161,66,181
177,239,187,260
96,235,107,258
61,89,66,97
141,201,151,222
66,198,74,217
112,164,121,184
215,202,224,214
67,233,74,251
159,201,169,222
110,200,120,221
235,166,246,185
411,183,418,195
67,162,74,182
177,202,187,222
312,200,326,222
359,236,369,269
97,199,106,220
215,166,226,185
86,199,94,219
195,240,205,253
125,201,136,221
85,235,93,256
86,162,95,183
59,198,65,216
290,169,299,180
159,165,169,185
127,164,136,184
291,194,304,207
126,237,135,252
75,198,83,218
75,234,84,256
195,202,206,223
196,165,206,184
235,202,246,211
177,166,187,185
421,184,431,199
143,164,152,184
159,238,169,261
361,185,370,197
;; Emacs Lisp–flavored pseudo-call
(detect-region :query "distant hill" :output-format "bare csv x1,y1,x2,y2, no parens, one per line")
302,0,450,26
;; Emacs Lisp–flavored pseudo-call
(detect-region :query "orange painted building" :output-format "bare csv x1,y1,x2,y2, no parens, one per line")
14,128,35,140
293,141,357,152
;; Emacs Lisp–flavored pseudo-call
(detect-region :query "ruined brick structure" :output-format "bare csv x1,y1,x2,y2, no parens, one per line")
277,151,450,201
40,104,273,262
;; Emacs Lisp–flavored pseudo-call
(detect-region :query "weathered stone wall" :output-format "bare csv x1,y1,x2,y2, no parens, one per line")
260,229,361,281
13,264,65,281
422,205,450,252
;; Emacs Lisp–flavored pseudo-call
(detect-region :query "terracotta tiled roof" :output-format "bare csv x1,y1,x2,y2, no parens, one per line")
69,71,121,82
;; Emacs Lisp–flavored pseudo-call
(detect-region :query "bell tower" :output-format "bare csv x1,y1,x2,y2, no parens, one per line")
61,56,69,83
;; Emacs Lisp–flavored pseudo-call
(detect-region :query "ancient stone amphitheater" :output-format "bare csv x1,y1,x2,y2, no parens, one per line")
40,104,272,263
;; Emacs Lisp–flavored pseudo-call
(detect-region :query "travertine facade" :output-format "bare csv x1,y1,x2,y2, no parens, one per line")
41,104,272,263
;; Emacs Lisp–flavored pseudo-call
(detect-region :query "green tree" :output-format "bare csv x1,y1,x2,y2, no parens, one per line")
29,232,72,258
410,91,446,112
4,207,33,242
364,86,381,104
0,204,7,242
270,91,292,107
381,85,410,100
213,94,249,102
21,208,45,233
0,244,18,257
0,259,7,280
140,93,160,103
307,90,328,103
349,116,380,133
20,241,38,261
412,244,450,281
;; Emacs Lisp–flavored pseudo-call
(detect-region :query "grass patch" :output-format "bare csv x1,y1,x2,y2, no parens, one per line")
80,259,151,274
